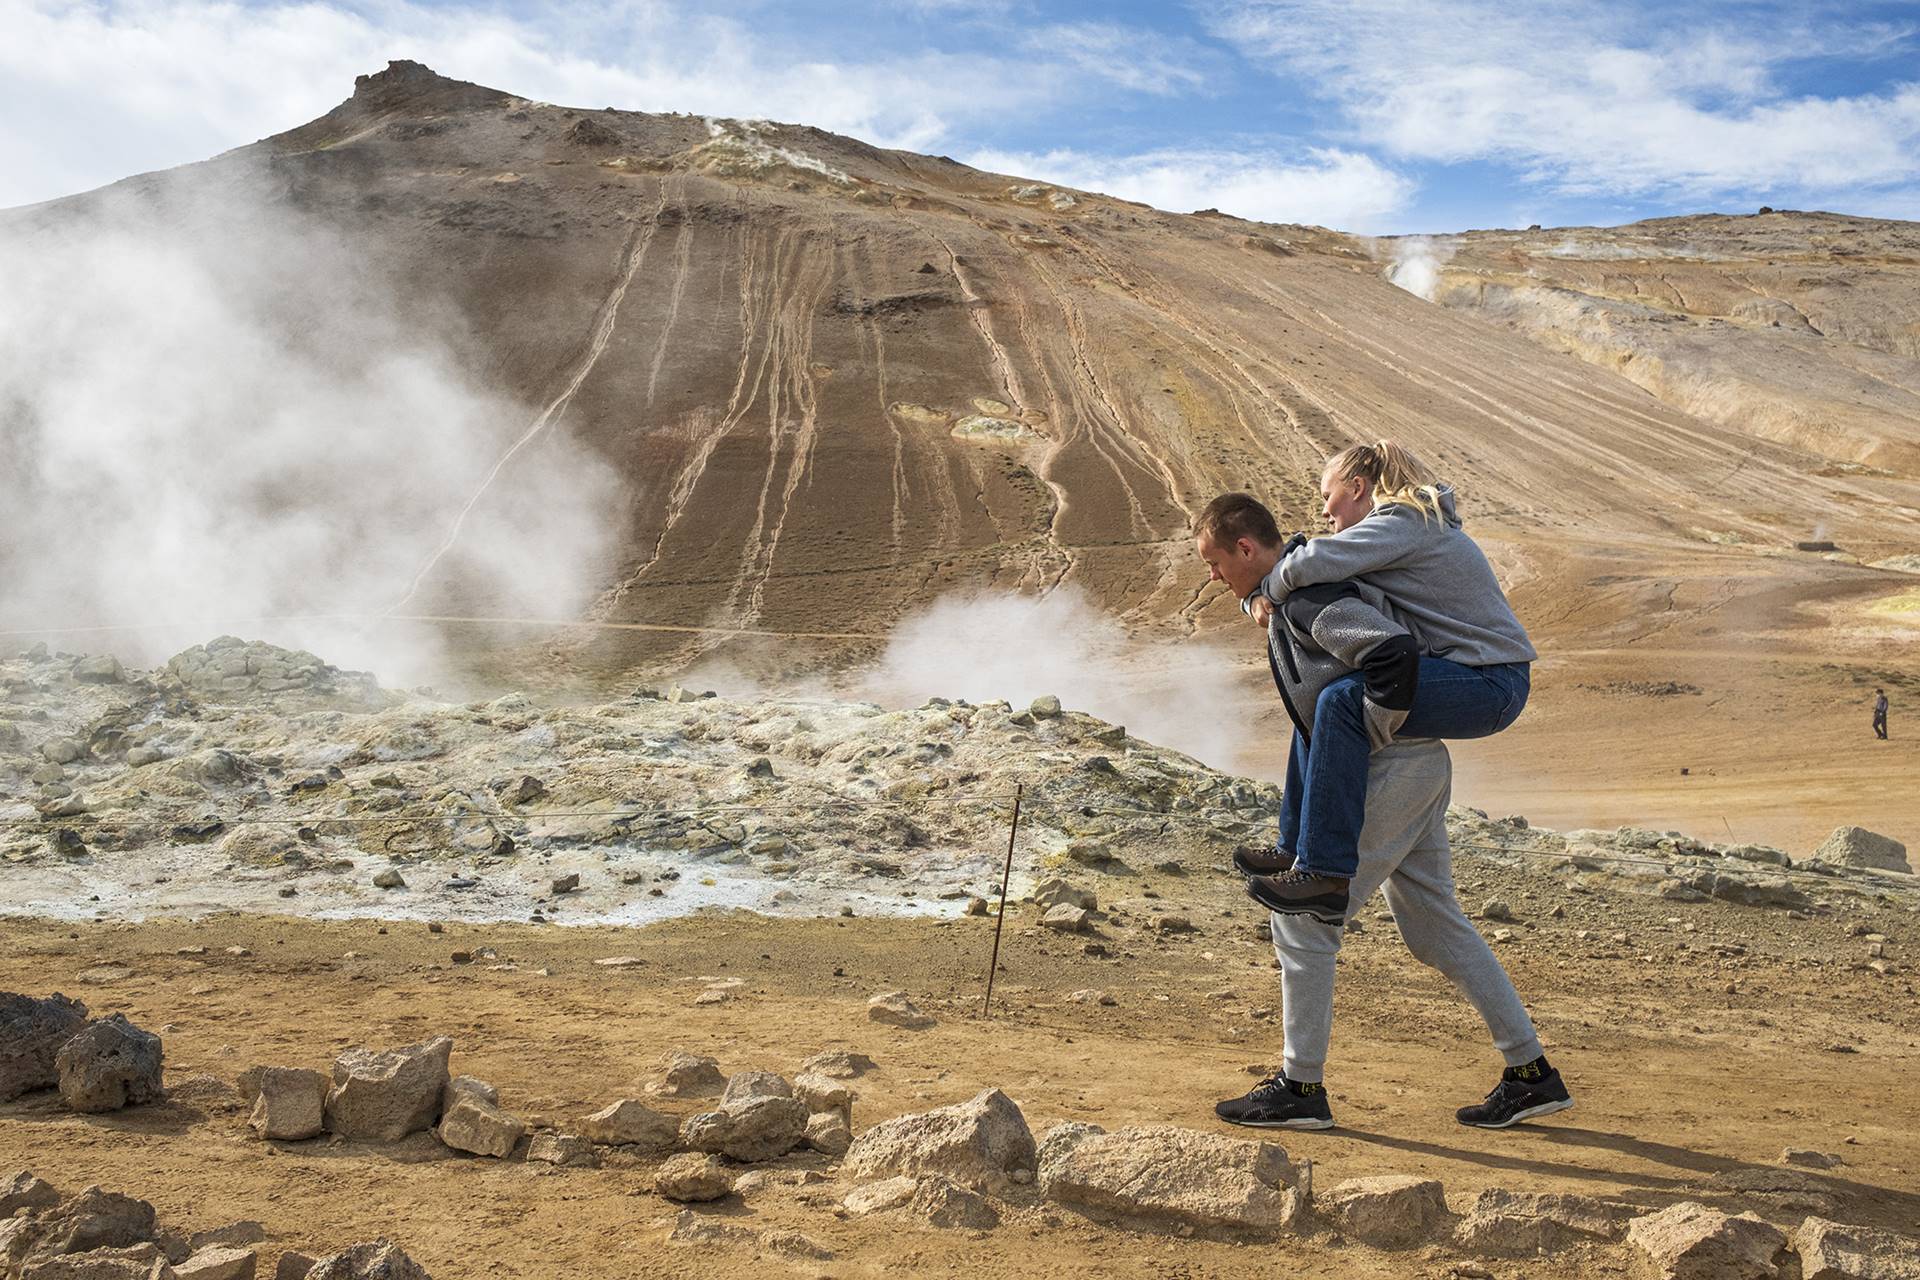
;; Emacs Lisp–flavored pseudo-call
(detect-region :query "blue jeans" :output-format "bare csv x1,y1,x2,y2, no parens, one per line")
1278,659,1530,878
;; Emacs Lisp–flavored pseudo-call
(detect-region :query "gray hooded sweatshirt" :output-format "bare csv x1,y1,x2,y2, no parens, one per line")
1255,485,1536,667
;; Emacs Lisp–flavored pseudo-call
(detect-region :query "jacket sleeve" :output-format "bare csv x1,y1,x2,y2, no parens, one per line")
1283,583,1420,750
1265,515,1416,598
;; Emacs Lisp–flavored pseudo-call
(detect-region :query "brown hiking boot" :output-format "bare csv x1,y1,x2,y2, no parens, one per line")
1231,844,1296,877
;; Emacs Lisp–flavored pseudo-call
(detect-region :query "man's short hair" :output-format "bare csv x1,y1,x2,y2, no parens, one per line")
1195,492,1282,549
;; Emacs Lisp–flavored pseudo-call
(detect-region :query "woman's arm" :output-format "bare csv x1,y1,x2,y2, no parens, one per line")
1258,515,1417,600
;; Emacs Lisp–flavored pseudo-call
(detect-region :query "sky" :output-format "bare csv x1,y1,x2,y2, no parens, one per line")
4,0,1919,233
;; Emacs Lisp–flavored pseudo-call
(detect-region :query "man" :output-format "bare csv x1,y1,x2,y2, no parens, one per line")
1874,688,1889,740
1197,492,1570,1130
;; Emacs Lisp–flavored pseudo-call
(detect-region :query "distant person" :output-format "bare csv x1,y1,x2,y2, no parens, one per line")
1874,688,1889,740
1201,551,1568,1130
1194,443,1535,927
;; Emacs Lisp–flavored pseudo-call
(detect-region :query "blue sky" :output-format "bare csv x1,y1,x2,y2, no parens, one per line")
5,0,1919,232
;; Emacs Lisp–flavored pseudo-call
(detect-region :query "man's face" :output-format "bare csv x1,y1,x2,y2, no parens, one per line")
1320,467,1372,532
1196,530,1268,599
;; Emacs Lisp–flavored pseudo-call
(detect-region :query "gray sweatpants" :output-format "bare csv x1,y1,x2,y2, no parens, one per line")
1270,737,1545,1082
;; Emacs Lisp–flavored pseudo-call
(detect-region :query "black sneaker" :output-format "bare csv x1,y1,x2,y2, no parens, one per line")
1215,1075,1335,1130
1232,844,1296,877
1456,1063,1574,1129
1245,869,1350,926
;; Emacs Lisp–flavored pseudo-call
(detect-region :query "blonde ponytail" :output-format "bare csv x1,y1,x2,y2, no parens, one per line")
1326,439,1445,522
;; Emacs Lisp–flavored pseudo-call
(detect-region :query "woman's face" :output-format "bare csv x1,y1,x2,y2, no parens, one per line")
1320,467,1373,532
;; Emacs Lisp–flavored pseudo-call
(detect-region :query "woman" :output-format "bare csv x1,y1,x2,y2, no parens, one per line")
1239,440,1535,925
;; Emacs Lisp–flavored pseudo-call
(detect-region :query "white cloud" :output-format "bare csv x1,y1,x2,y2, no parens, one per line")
0,0,1092,207
1204,0,1920,202
966,143,1415,230
1019,22,1221,96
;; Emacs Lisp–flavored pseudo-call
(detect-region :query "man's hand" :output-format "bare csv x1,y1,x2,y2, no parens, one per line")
1250,595,1273,627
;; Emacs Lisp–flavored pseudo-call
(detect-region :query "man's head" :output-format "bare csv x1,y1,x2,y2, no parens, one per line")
1194,493,1284,599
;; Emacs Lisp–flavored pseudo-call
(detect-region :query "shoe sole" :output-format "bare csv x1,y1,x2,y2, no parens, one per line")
1245,883,1346,927
1218,1114,1336,1131
1460,1097,1574,1129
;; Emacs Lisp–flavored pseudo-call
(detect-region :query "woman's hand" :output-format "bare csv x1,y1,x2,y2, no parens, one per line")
1250,596,1273,627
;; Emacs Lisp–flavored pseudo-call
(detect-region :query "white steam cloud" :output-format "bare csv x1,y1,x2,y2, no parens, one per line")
859,587,1260,769
0,166,619,683
1384,235,1455,301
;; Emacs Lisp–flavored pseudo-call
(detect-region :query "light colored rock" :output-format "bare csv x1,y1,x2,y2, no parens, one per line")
1037,1124,1299,1234
323,1038,452,1141
666,1210,756,1247
18,1242,170,1279
679,1095,809,1162
525,1134,599,1167
843,1176,919,1216
805,1110,851,1156
1042,903,1090,932
303,1241,432,1280
910,1175,1000,1230
371,870,405,890
0,1170,61,1217
73,656,124,685
247,1068,327,1141
720,1070,791,1105
1626,1202,1786,1280
272,1252,316,1280
1030,695,1062,718
654,1153,735,1203
844,1088,1036,1190
866,992,935,1030
579,1099,677,1151
1813,827,1911,874
55,1014,164,1113
174,1245,258,1280
792,1072,852,1117
799,1050,875,1079
1319,1175,1449,1248
441,1076,496,1113
1781,1148,1843,1170
3,1187,157,1271
437,1095,525,1158
1028,878,1096,912
649,1051,725,1098
186,1224,266,1252
1795,1216,1920,1280
1,993,90,1102
759,1229,832,1260
1454,1188,1635,1255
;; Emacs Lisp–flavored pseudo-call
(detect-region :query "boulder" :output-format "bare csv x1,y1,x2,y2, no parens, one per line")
303,1241,432,1280
679,1095,809,1162
1454,1188,1635,1255
323,1038,452,1141
1814,827,1911,874
17,1242,170,1278
437,1095,525,1158
844,1088,1036,1190
649,1051,725,1098
1794,1216,1920,1280
910,1176,1000,1230
805,1110,851,1156
54,1015,164,1113
174,1245,259,1279
525,1134,599,1168
247,1068,328,1141
1037,1124,1299,1234
720,1071,791,1105
654,1153,735,1203
866,992,935,1030
1,1171,61,1217
1626,1202,1786,1280
0,992,90,1101
792,1073,852,1118
2,1187,157,1271
579,1099,677,1151
73,656,125,685
1318,1175,1449,1248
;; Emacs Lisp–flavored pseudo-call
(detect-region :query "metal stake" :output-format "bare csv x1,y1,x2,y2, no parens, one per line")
982,782,1023,1017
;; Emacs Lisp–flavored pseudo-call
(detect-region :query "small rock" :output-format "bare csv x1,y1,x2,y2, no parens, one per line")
1812,826,1911,874
323,1037,453,1142
273,1251,317,1280
247,1067,328,1141
1780,1148,1843,1170
438,1094,526,1158
1154,915,1196,934
649,1050,725,1098
525,1133,599,1168
867,991,935,1030
844,1088,1035,1190
0,1170,60,1217
792,1072,851,1117
371,870,405,890
1068,989,1116,1006
1482,899,1516,922
655,1153,736,1203
174,1245,259,1280
964,897,990,917
0,992,90,1103
1029,695,1062,718
1038,1123,1300,1233
680,1095,809,1162
550,873,580,895
843,1176,918,1215
1794,1216,1920,1280
800,1050,875,1079
303,1240,432,1279
1319,1175,1450,1248
805,1110,852,1155
1042,903,1090,933
442,1076,497,1112
720,1070,791,1105
910,1175,1000,1229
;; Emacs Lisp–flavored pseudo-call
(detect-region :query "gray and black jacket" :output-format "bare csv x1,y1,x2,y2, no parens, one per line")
1249,557,1420,750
